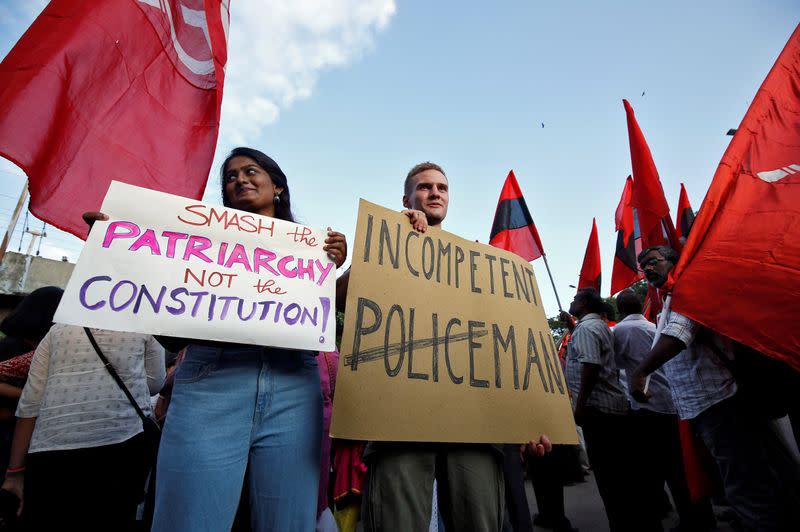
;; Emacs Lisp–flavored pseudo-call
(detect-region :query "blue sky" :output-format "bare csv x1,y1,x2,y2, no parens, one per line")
0,0,797,317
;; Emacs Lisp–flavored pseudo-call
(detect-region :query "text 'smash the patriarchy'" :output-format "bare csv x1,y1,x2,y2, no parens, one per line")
331,200,577,444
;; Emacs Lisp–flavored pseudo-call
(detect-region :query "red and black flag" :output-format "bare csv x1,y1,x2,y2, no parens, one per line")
676,183,695,240
623,99,682,252
578,218,601,292
611,176,643,295
489,170,545,261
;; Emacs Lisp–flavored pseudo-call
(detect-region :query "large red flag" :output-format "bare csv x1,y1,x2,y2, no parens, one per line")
0,0,230,239
611,176,644,295
670,24,800,371
489,170,545,261
577,218,601,292
623,99,681,251
675,183,695,240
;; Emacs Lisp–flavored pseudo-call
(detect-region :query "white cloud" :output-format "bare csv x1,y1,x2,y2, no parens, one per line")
219,0,396,144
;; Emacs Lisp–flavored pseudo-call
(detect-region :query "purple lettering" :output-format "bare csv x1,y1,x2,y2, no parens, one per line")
109,280,137,311
284,303,301,325
79,275,111,310
166,288,189,315
218,296,238,320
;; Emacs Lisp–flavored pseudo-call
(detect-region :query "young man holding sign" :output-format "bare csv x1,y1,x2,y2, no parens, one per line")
338,162,551,532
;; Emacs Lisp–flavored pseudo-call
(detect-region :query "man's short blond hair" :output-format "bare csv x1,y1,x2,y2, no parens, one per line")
404,162,446,196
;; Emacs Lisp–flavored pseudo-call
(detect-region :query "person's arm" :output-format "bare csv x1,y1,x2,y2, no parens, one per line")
1,416,36,514
0,383,22,399
630,334,686,402
559,311,577,332
144,335,166,395
335,268,350,312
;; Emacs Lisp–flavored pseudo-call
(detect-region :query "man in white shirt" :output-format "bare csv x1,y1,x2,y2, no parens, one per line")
631,246,798,531
614,289,712,531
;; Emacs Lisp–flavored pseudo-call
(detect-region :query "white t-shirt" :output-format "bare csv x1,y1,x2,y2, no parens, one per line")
17,324,165,453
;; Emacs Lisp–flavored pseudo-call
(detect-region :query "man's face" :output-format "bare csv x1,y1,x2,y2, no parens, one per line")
568,294,584,317
403,169,449,226
639,250,673,288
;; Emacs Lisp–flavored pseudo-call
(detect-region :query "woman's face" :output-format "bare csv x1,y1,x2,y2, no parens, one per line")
223,155,284,216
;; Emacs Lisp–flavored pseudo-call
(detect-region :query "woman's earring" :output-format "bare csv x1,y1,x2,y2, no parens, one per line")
273,193,281,205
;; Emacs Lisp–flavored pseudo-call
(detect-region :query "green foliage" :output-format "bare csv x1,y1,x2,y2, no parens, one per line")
547,315,568,345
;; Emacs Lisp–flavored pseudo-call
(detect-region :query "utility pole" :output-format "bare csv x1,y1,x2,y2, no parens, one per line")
0,181,29,265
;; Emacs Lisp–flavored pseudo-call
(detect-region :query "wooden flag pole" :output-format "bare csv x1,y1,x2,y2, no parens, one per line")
540,254,564,312
0,181,29,265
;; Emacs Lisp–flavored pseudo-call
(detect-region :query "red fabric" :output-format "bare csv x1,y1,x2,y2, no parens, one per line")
678,420,714,502
670,24,800,371
332,441,367,502
623,100,681,251
0,0,229,239
577,218,601,292
489,170,545,261
0,350,35,388
675,183,695,240
611,176,644,295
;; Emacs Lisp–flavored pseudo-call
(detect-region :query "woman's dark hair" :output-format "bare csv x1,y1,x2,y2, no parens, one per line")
0,286,64,343
220,147,295,223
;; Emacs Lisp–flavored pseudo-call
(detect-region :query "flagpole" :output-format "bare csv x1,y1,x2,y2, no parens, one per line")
540,254,564,312
0,180,29,265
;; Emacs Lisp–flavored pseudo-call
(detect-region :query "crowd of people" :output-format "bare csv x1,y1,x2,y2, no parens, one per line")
0,147,796,532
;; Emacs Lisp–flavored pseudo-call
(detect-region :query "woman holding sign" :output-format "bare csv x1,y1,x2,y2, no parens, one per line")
85,147,348,532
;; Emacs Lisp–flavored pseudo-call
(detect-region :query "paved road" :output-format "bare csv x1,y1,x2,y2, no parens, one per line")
526,472,738,532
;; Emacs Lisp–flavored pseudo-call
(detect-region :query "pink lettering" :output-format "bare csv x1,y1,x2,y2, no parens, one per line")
102,221,141,248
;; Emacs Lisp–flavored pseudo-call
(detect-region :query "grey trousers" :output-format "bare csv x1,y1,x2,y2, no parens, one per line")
363,443,505,532
692,395,800,532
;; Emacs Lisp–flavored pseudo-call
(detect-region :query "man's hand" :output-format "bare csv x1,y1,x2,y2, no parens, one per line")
82,211,108,229
324,228,348,268
401,209,429,232
520,434,552,457
559,310,576,332
630,367,650,403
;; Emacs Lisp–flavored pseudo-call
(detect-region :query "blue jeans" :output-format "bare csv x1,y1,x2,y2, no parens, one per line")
152,344,322,532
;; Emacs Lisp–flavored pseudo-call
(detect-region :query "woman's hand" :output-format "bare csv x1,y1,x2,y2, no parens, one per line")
401,209,429,232
1,475,24,516
82,211,108,230
324,228,347,268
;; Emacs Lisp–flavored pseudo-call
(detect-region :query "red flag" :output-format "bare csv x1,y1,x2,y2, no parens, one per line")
577,218,601,292
489,170,545,261
0,0,230,239
611,176,644,295
675,183,695,240
623,99,681,251
670,24,800,371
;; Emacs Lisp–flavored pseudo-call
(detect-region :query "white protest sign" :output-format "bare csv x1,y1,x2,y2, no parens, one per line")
55,181,336,350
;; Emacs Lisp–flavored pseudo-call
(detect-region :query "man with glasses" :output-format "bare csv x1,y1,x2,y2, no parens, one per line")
630,246,797,531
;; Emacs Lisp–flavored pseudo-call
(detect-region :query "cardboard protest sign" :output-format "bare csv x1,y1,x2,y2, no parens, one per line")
54,182,336,351
331,200,577,444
